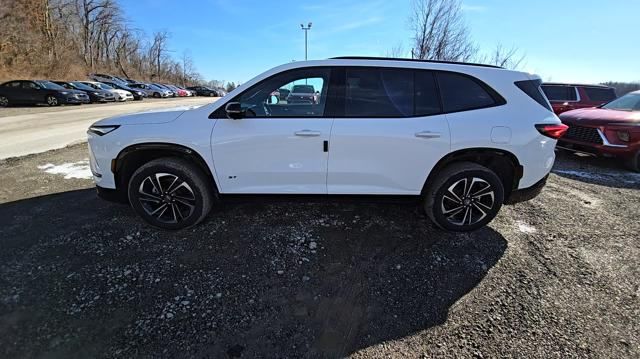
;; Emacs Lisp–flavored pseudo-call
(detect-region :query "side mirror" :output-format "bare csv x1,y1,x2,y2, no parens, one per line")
225,102,245,120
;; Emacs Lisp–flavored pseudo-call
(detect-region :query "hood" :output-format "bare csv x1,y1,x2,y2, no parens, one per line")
110,89,130,96
92,109,187,126
559,108,640,126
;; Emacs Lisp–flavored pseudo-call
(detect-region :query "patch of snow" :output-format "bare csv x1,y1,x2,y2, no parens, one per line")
553,169,640,184
516,221,537,234
38,160,92,179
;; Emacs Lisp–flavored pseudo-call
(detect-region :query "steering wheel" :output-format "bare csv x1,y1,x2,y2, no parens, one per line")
262,102,271,117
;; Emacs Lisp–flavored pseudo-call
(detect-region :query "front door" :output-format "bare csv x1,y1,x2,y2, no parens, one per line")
211,67,333,194
327,67,451,195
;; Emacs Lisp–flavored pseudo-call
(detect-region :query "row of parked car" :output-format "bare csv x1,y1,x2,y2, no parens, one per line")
0,73,226,107
541,82,640,171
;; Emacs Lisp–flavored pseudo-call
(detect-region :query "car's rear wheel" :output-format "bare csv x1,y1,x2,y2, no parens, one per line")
128,158,214,230
424,162,504,232
46,95,58,106
0,96,8,107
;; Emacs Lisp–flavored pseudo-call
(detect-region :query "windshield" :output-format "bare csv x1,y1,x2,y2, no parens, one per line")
35,81,66,90
291,85,315,93
95,83,114,90
602,92,640,111
69,82,94,91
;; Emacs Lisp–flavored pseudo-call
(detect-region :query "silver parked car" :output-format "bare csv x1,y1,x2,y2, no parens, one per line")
128,83,173,98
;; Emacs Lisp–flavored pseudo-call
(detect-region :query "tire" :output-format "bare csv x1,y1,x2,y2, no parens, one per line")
209,93,215,97
0,96,8,107
46,95,59,106
127,157,215,230
153,92,160,98
424,162,504,232
624,151,640,172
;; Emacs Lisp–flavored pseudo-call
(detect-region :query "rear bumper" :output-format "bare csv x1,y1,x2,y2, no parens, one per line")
505,175,548,205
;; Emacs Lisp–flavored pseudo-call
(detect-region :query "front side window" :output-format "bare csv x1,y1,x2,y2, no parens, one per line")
541,85,577,102
24,81,42,89
437,72,497,112
234,68,330,118
345,68,413,117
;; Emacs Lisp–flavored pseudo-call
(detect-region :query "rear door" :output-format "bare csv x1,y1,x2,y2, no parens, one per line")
327,67,450,195
1,81,25,103
541,85,578,114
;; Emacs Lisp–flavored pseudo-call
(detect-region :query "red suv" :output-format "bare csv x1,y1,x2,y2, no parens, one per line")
558,91,640,172
541,83,617,115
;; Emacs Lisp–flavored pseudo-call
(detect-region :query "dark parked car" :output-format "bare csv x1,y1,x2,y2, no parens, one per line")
558,90,640,172
286,84,317,104
101,81,146,100
541,83,617,115
186,86,219,97
52,81,115,103
0,80,89,107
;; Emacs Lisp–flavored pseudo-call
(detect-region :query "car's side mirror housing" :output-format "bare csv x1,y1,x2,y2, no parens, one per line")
225,102,245,120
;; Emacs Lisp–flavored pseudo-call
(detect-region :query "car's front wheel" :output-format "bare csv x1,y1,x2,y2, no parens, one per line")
624,151,640,172
128,158,214,230
424,162,504,232
46,95,58,106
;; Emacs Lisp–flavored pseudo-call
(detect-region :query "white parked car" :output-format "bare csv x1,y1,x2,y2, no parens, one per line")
88,57,564,231
128,83,173,98
80,81,133,101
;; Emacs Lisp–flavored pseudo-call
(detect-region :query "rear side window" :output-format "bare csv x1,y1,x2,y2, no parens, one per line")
437,72,497,113
414,71,441,116
515,79,552,111
345,68,413,117
541,85,577,101
583,87,616,102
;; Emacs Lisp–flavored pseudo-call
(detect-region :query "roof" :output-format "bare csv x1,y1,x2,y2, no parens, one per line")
330,56,504,69
542,82,613,89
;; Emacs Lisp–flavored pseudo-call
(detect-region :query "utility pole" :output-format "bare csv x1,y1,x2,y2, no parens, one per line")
300,22,312,60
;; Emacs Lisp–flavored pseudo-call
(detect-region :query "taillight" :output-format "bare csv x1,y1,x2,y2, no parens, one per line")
536,124,568,139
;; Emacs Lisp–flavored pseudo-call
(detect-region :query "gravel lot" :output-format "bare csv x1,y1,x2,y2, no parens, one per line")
0,144,638,358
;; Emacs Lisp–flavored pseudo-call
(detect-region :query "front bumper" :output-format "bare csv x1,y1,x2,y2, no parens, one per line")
96,185,128,204
64,95,90,104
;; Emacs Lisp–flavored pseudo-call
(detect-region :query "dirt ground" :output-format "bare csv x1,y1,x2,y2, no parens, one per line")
0,144,638,358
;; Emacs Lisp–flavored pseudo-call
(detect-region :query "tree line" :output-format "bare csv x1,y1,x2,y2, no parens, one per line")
0,0,204,85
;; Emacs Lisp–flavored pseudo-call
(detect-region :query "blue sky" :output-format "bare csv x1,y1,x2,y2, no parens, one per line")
121,0,639,84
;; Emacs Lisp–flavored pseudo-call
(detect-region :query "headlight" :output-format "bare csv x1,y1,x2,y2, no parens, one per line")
617,131,630,142
92,91,102,96
88,125,120,136
61,91,70,95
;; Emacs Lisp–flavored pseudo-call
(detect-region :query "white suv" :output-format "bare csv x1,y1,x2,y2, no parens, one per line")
88,57,564,231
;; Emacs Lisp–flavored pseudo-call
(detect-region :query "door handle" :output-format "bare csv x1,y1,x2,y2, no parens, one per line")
415,131,441,139
294,130,321,137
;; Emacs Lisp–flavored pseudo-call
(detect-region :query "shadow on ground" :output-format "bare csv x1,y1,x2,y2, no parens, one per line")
0,189,507,358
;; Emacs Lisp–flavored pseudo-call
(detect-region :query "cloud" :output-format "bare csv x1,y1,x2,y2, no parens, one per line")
461,4,487,12
333,16,383,32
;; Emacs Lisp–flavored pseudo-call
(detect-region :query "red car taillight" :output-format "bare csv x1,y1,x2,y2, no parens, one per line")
536,124,569,139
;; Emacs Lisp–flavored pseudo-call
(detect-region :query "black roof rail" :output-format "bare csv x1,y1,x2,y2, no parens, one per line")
330,56,504,69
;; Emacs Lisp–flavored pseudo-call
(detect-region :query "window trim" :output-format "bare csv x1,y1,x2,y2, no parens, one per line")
209,66,506,119
209,66,334,119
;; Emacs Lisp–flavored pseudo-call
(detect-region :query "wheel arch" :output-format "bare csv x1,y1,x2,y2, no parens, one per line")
421,147,523,201
113,142,218,194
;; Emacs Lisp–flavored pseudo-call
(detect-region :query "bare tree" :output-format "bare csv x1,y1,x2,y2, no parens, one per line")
406,0,525,69
409,0,476,61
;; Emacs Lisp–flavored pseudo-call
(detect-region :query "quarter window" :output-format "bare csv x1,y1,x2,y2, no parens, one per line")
234,68,330,118
437,72,497,112
583,87,616,102
345,68,413,117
